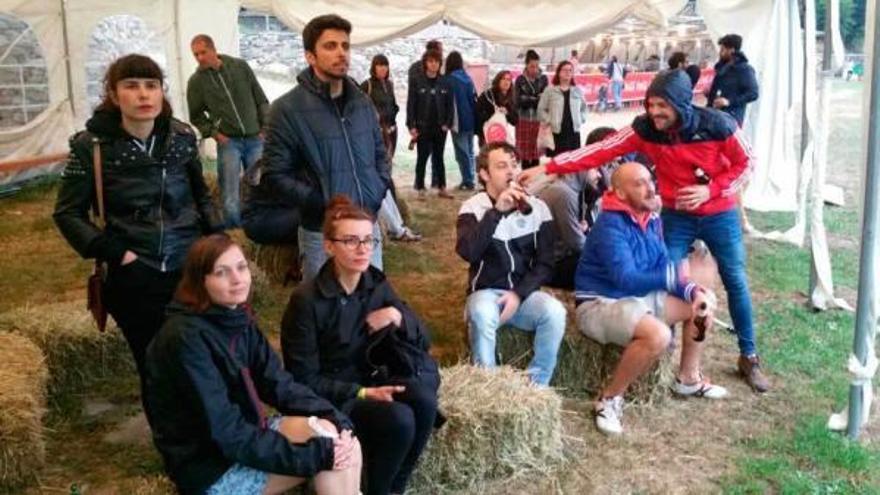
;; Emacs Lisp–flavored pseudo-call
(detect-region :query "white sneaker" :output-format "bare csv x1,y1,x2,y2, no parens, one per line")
673,377,729,399
594,395,624,435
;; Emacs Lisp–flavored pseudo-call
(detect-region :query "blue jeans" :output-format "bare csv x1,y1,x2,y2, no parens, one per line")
612,81,624,109
466,289,566,385
451,131,475,188
217,136,262,227
661,209,756,356
298,223,383,282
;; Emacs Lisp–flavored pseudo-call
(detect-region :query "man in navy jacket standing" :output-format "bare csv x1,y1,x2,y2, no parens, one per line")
575,162,728,435
707,34,759,126
262,14,391,281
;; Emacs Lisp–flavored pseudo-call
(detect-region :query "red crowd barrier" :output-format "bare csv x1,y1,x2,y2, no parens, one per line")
488,67,716,106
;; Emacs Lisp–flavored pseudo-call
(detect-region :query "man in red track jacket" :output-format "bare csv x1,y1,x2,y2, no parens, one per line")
520,69,769,393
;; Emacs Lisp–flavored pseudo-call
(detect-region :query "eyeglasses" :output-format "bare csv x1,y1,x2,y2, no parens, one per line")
330,236,380,250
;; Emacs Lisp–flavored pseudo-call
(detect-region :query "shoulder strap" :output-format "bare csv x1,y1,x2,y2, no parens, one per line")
92,141,106,230
367,78,373,96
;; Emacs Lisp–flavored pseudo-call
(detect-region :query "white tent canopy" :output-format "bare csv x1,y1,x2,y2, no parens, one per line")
0,0,801,214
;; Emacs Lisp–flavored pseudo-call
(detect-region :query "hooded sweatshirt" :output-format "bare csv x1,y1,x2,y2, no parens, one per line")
447,68,477,133
574,190,696,304
546,70,754,217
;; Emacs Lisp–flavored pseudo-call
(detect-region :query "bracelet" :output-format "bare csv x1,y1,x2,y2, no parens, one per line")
307,416,336,438
357,387,367,400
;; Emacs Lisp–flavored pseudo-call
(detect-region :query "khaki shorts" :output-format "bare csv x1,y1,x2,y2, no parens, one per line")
575,291,667,346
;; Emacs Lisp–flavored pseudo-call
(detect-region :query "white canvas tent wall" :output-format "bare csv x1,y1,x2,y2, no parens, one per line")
0,0,801,216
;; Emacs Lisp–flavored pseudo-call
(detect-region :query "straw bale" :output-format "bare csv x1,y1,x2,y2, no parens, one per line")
119,475,176,495
497,329,674,406
0,332,48,490
409,365,565,494
248,262,272,309
252,243,299,285
0,301,133,400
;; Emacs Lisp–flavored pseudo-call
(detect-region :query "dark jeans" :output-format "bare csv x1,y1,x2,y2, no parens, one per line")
661,208,756,356
345,375,439,495
104,260,180,381
414,131,447,190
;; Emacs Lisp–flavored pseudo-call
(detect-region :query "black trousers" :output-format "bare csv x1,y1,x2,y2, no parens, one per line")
345,375,439,495
104,261,180,382
414,131,447,190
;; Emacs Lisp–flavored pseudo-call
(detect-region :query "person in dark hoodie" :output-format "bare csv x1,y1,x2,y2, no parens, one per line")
706,34,759,126
519,69,770,393
144,234,361,495
575,163,727,436
445,51,478,190
282,196,440,495
261,14,392,282
54,54,221,382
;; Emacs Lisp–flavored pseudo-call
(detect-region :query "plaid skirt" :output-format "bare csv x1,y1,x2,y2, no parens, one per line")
516,118,541,161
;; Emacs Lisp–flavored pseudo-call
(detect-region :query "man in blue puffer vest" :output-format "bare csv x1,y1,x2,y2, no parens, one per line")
574,162,728,435
262,14,391,281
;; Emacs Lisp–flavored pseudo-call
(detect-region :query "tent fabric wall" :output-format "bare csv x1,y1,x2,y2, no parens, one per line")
0,0,74,184
0,0,796,214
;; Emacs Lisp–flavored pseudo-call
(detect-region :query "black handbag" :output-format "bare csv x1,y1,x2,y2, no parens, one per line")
364,325,426,384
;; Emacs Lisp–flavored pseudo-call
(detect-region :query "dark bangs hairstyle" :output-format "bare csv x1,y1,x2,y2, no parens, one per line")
369,53,390,79
303,14,352,53
97,54,172,117
552,60,573,85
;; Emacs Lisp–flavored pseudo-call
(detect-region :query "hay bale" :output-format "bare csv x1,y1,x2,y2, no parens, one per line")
0,332,48,490
497,329,674,405
248,262,273,310
0,301,133,400
409,365,565,495
117,475,176,495
252,243,299,285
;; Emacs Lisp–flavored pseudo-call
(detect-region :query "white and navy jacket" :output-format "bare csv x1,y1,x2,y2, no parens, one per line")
456,192,556,299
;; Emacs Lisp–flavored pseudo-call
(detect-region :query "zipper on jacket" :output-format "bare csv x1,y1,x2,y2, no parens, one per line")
504,239,515,289
334,102,365,206
213,70,247,136
471,260,485,293
158,167,167,272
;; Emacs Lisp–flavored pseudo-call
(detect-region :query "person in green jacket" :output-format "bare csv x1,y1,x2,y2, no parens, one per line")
188,34,269,228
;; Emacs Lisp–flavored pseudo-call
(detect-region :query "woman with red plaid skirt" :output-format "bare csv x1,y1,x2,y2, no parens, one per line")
514,49,548,169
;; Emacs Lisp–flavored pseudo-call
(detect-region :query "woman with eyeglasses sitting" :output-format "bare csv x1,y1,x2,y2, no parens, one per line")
281,195,440,495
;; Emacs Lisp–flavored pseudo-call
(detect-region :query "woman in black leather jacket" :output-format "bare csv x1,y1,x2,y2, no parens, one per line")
53,54,221,380
361,54,400,161
281,195,440,495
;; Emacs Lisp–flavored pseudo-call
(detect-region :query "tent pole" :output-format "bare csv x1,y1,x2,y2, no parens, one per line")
846,0,880,441
800,0,811,158
173,0,187,118
59,0,75,116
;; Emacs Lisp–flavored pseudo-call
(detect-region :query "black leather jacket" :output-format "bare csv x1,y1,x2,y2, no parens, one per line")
53,110,220,271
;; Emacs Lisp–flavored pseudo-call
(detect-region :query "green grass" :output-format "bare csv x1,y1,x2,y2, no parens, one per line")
722,417,880,495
